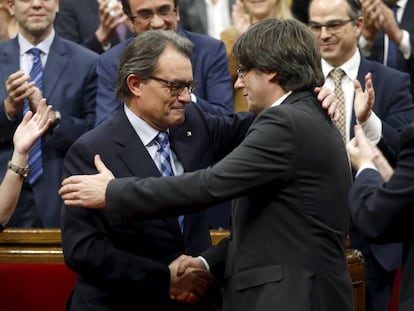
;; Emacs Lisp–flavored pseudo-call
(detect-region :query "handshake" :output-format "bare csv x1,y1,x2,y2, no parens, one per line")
168,255,214,304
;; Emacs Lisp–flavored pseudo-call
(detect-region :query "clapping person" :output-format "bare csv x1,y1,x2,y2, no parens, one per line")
0,100,52,232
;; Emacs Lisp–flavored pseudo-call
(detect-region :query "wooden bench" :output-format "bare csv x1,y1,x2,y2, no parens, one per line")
0,229,365,311
0,229,76,311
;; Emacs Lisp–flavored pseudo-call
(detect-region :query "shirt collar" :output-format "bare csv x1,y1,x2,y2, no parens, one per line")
322,49,361,80
124,105,167,146
18,29,55,56
271,91,293,108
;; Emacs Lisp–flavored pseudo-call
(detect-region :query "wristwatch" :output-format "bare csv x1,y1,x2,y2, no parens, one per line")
8,161,29,178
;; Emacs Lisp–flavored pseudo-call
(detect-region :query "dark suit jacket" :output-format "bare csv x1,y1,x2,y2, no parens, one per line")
95,29,234,125
54,0,131,54
104,91,354,311
349,57,414,272
350,122,414,311
178,0,235,35
367,0,414,96
0,35,97,227
61,103,253,310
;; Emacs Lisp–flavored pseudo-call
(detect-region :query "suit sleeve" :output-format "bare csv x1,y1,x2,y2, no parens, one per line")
104,108,295,224
350,125,414,242
375,69,414,165
61,140,171,294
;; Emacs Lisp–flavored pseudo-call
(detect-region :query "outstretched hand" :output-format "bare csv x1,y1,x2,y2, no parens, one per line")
59,154,114,208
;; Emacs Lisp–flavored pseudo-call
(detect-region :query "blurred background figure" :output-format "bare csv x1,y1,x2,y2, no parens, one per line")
0,0,18,41
291,0,310,23
55,0,132,54
178,0,235,39
359,0,414,97
221,0,292,112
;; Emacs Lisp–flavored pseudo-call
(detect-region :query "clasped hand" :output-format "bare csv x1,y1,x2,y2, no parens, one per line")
168,255,214,304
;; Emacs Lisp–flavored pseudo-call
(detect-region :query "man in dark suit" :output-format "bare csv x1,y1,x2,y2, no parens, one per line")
55,0,132,54
347,124,414,311
60,19,354,311
178,0,235,39
96,0,236,229
359,0,414,97
60,30,253,311
0,0,97,227
308,0,414,310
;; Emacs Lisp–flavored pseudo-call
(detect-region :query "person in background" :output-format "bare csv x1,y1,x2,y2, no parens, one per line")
0,0,18,41
0,0,98,228
178,0,235,39
55,0,132,54
221,0,292,111
0,100,52,232
59,18,354,311
359,0,414,97
347,124,414,311
308,0,414,310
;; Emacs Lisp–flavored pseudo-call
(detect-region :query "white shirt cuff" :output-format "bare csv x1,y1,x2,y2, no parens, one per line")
399,30,411,60
197,256,210,272
358,111,382,145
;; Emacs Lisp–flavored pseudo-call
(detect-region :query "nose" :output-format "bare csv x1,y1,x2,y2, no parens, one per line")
177,87,191,103
234,77,244,90
150,14,165,29
319,26,331,39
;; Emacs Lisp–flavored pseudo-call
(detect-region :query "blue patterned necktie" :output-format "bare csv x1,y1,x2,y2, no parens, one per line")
155,132,184,232
386,5,399,68
24,48,43,184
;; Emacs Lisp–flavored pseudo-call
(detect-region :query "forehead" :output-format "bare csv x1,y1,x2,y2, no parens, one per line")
129,0,174,10
309,0,349,20
156,46,192,76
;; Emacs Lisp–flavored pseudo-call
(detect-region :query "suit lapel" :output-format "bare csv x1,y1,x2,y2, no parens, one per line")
43,36,68,99
0,39,20,83
113,110,183,235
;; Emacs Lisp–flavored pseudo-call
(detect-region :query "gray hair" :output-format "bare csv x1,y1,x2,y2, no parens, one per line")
233,18,325,92
116,29,193,102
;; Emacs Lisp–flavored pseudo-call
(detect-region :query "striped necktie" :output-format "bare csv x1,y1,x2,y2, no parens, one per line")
155,132,184,232
24,48,44,184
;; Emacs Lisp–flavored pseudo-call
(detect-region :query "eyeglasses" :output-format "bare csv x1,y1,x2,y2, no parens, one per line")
149,76,198,96
308,18,354,35
236,66,249,81
129,5,177,22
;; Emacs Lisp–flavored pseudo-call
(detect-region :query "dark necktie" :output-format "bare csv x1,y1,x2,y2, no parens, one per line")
155,132,184,232
329,68,347,144
386,5,399,68
24,48,43,184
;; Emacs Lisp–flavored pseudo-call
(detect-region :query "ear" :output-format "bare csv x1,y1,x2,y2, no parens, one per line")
355,16,364,38
176,6,180,22
267,71,278,82
127,74,143,97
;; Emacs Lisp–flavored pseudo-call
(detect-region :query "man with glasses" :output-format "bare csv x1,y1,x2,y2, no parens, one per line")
60,29,253,311
96,0,235,229
309,1,414,311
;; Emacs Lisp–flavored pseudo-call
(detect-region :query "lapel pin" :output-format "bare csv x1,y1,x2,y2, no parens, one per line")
186,131,192,137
